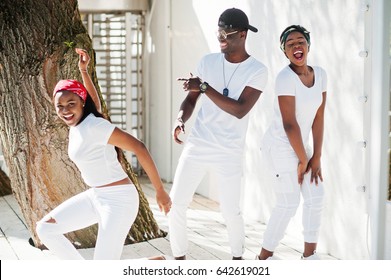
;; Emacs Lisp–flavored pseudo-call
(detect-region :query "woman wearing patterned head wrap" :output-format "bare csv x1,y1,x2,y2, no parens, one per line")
36,48,171,260
279,25,311,52
256,25,327,260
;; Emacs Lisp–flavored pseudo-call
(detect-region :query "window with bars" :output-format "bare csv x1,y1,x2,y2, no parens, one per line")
81,13,145,173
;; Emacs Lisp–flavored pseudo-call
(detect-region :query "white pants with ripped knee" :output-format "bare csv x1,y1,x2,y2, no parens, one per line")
168,148,245,258
261,145,324,252
36,184,139,260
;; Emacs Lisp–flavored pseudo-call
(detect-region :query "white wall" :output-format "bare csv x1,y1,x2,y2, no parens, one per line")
145,0,173,180
386,202,391,259
145,0,382,259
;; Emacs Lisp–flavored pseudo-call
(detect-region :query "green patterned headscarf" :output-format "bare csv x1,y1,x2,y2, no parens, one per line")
280,25,310,52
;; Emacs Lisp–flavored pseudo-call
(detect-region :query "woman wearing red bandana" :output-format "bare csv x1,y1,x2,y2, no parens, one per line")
257,25,327,260
36,48,171,260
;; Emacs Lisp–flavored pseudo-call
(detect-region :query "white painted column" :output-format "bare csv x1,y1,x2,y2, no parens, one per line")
125,12,134,163
368,0,390,260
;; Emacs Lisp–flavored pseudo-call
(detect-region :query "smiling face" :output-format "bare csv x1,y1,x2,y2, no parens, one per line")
284,31,310,66
54,90,85,127
217,28,244,54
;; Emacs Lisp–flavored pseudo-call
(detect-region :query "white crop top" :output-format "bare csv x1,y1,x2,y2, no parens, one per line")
68,114,128,187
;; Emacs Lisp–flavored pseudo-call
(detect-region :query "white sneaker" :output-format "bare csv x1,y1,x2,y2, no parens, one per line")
301,252,320,260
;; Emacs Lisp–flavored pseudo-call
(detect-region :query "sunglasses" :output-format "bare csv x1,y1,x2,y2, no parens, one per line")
216,30,239,40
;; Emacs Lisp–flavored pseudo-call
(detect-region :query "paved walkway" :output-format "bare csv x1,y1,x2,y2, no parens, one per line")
0,178,337,260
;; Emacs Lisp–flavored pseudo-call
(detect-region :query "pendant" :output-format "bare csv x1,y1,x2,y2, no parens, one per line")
223,88,229,96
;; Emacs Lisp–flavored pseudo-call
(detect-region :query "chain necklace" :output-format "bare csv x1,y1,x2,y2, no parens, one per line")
223,58,242,97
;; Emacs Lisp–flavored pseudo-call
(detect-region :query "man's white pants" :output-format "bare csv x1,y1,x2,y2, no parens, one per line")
262,145,324,252
36,184,139,260
169,150,245,258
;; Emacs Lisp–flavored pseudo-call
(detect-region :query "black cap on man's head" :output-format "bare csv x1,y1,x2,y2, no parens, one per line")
218,8,258,32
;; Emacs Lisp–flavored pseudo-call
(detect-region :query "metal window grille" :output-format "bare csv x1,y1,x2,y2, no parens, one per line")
82,13,144,173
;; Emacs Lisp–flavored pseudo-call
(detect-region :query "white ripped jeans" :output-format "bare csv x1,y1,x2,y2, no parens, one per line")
261,145,324,252
36,184,139,260
169,147,245,258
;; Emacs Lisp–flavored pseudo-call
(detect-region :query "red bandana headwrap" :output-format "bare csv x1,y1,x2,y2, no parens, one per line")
53,79,88,102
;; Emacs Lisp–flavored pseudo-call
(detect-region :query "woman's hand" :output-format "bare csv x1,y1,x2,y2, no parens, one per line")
74,48,102,112
75,48,90,72
156,189,172,215
297,160,308,185
307,156,323,185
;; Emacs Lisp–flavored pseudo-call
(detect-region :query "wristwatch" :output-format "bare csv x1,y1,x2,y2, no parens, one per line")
199,82,209,94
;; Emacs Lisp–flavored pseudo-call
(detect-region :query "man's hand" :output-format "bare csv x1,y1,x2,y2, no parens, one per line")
177,73,202,93
172,118,185,144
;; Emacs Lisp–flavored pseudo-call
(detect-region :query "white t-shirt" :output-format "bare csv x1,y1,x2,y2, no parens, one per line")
68,114,128,187
262,65,327,149
187,53,268,157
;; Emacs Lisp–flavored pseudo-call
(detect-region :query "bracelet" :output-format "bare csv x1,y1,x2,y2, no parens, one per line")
79,69,88,73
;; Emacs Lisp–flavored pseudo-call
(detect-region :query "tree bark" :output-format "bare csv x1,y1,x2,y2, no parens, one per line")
0,167,12,196
0,0,165,249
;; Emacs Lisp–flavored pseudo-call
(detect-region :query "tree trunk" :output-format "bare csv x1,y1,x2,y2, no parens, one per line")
0,0,165,249
0,167,12,196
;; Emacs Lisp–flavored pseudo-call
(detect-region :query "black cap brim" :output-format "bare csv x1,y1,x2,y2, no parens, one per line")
248,25,258,32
